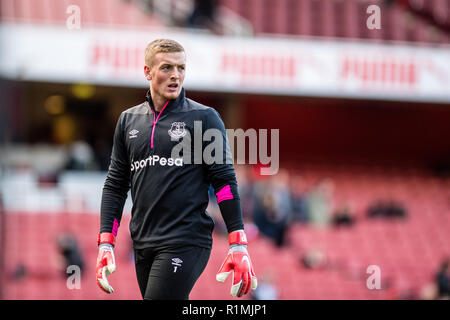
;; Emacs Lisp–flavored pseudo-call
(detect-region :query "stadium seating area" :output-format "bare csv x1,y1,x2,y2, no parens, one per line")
0,0,164,28
2,0,449,43
218,0,450,43
2,164,449,299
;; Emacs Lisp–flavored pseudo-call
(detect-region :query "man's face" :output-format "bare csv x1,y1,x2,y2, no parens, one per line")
145,51,186,101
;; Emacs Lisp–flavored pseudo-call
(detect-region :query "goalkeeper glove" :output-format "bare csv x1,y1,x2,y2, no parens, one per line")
96,233,116,294
216,230,258,297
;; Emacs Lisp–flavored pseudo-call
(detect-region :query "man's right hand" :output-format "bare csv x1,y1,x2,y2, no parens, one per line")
96,233,116,294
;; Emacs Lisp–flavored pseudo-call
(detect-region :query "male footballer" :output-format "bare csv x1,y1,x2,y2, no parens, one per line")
96,39,257,299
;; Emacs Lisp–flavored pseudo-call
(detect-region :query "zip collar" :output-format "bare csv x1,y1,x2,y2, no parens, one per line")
145,87,186,115
145,88,186,149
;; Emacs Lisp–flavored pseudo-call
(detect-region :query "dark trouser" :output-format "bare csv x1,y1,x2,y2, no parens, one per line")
134,245,211,300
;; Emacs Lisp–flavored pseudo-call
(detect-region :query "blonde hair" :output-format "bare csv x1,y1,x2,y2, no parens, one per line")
144,39,185,67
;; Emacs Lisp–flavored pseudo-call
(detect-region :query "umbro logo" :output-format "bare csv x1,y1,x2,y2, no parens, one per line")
171,258,183,273
129,129,139,139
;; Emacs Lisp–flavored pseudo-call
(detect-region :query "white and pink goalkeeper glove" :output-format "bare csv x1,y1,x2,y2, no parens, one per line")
96,233,116,294
216,230,258,297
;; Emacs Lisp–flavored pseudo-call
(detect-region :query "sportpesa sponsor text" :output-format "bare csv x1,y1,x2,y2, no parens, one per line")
131,155,184,171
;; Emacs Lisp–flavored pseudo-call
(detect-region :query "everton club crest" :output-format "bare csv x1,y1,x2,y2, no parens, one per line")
168,122,187,140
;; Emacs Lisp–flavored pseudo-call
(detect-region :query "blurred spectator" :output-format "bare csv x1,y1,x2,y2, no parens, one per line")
11,263,27,282
56,233,85,278
289,175,309,223
332,202,356,227
301,248,327,270
235,165,256,221
367,199,408,219
305,179,334,228
436,259,450,299
65,140,98,171
93,138,112,171
253,170,292,247
187,0,217,30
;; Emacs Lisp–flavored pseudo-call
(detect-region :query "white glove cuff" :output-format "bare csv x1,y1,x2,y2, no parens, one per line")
99,243,114,251
229,244,248,253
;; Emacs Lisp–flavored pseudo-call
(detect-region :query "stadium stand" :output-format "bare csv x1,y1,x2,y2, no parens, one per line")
0,0,164,27
2,164,449,299
2,0,449,42
217,0,449,43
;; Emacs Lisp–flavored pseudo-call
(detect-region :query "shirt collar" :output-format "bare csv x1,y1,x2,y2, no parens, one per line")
145,87,185,114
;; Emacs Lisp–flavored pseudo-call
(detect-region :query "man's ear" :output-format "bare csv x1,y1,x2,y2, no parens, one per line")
144,65,152,81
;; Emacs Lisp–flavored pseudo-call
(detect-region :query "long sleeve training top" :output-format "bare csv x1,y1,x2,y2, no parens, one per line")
100,88,243,249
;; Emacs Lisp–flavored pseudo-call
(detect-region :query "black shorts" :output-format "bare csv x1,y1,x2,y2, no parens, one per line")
134,245,211,300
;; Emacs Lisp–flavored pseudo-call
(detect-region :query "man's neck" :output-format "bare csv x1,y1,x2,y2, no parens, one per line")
149,89,168,112
152,97,167,112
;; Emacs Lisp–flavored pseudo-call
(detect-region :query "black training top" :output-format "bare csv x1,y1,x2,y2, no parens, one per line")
100,88,243,249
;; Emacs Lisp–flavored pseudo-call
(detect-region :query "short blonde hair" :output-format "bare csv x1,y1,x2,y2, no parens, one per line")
144,39,185,67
